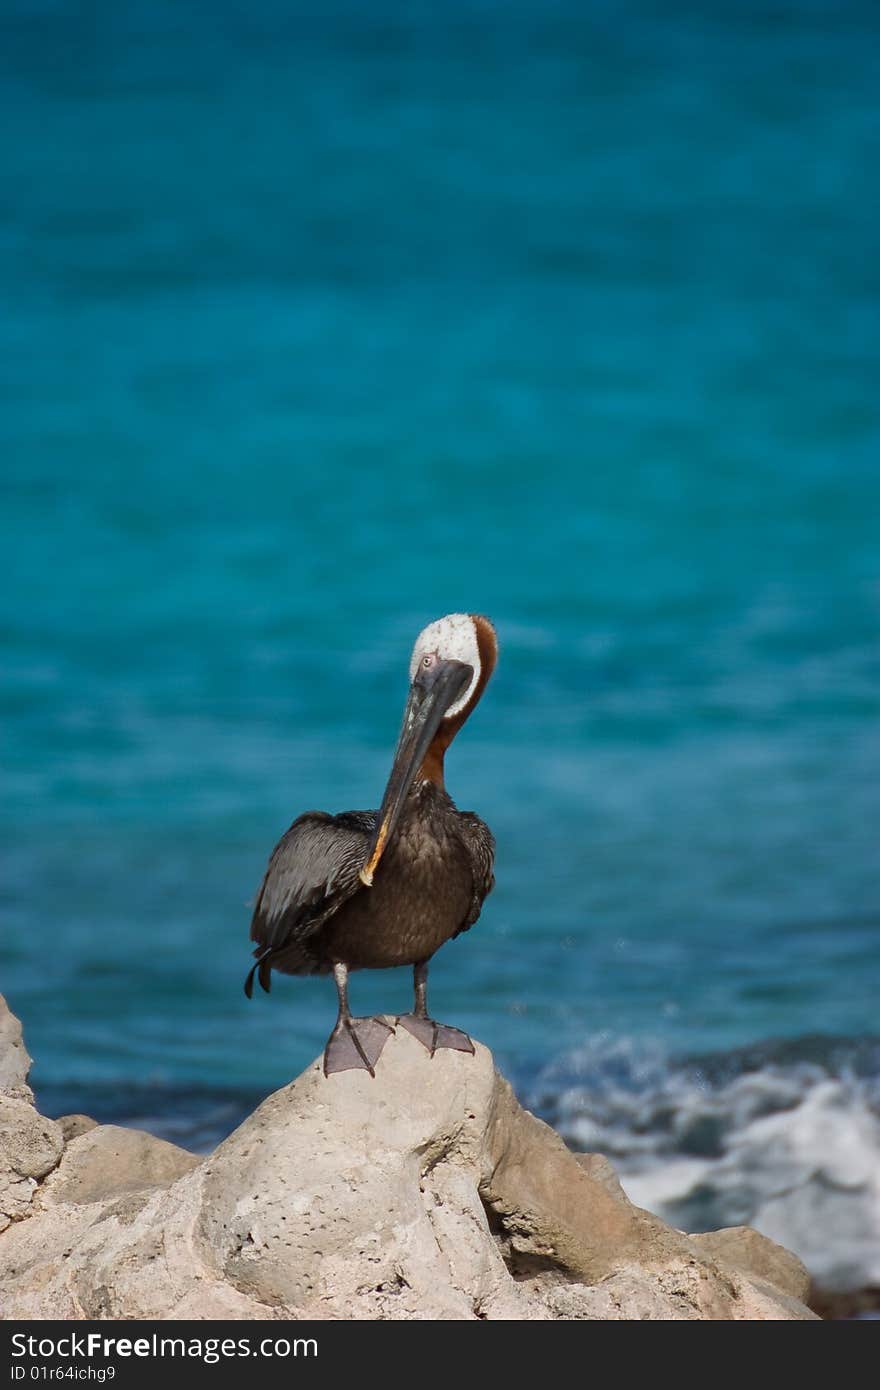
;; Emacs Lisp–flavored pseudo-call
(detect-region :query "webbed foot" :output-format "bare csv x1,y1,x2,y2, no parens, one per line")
396,1013,475,1057
323,1016,395,1077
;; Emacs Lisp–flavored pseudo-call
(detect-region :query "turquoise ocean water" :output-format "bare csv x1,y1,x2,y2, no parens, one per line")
2,0,879,1286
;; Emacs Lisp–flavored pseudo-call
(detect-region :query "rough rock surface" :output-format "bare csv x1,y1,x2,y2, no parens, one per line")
0,1096,65,1232
0,996,34,1103
56,1115,98,1144
40,1125,200,1206
0,995,816,1320
689,1226,811,1304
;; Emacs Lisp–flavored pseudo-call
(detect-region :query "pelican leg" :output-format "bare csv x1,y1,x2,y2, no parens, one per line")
397,959,475,1057
323,963,394,1077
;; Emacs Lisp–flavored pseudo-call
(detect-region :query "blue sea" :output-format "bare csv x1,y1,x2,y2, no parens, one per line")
2,0,879,1294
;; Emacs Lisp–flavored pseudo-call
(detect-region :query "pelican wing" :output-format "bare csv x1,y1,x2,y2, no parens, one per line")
245,810,375,991
452,811,496,938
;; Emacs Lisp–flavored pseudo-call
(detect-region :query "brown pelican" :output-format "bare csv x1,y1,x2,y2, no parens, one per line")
245,613,497,1076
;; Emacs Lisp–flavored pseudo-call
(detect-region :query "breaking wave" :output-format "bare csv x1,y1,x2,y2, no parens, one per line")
529,1033,880,1293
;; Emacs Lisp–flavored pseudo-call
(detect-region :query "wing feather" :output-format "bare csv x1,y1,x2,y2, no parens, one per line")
245,810,374,991
452,811,495,938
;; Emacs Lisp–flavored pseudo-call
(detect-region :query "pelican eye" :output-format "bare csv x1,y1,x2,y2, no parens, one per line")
422,653,436,669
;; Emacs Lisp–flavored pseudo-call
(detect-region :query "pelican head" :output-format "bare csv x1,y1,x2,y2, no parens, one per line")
360,613,498,885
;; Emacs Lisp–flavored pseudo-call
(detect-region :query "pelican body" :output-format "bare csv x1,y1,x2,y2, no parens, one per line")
245,613,497,1076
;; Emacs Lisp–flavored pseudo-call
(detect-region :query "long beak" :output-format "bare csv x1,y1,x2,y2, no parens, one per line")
359,658,473,886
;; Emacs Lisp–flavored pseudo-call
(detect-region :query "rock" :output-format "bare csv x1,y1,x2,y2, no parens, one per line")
39,1125,199,1206
0,1027,817,1320
0,995,34,1102
479,1072,691,1284
0,1096,64,1230
56,1114,98,1143
575,1151,629,1202
690,1226,811,1302
196,1030,525,1319
544,1260,812,1321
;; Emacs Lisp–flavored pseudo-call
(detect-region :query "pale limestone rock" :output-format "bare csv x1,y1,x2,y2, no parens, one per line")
0,995,33,1102
0,1025,816,1320
480,1071,695,1284
575,1151,629,1201
56,1115,98,1143
39,1125,199,1207
690,1225,811,1302
0,1095,64,1231
543,1261,809,1320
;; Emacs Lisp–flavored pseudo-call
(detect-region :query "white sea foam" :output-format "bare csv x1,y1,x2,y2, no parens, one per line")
531,1034,880,1292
